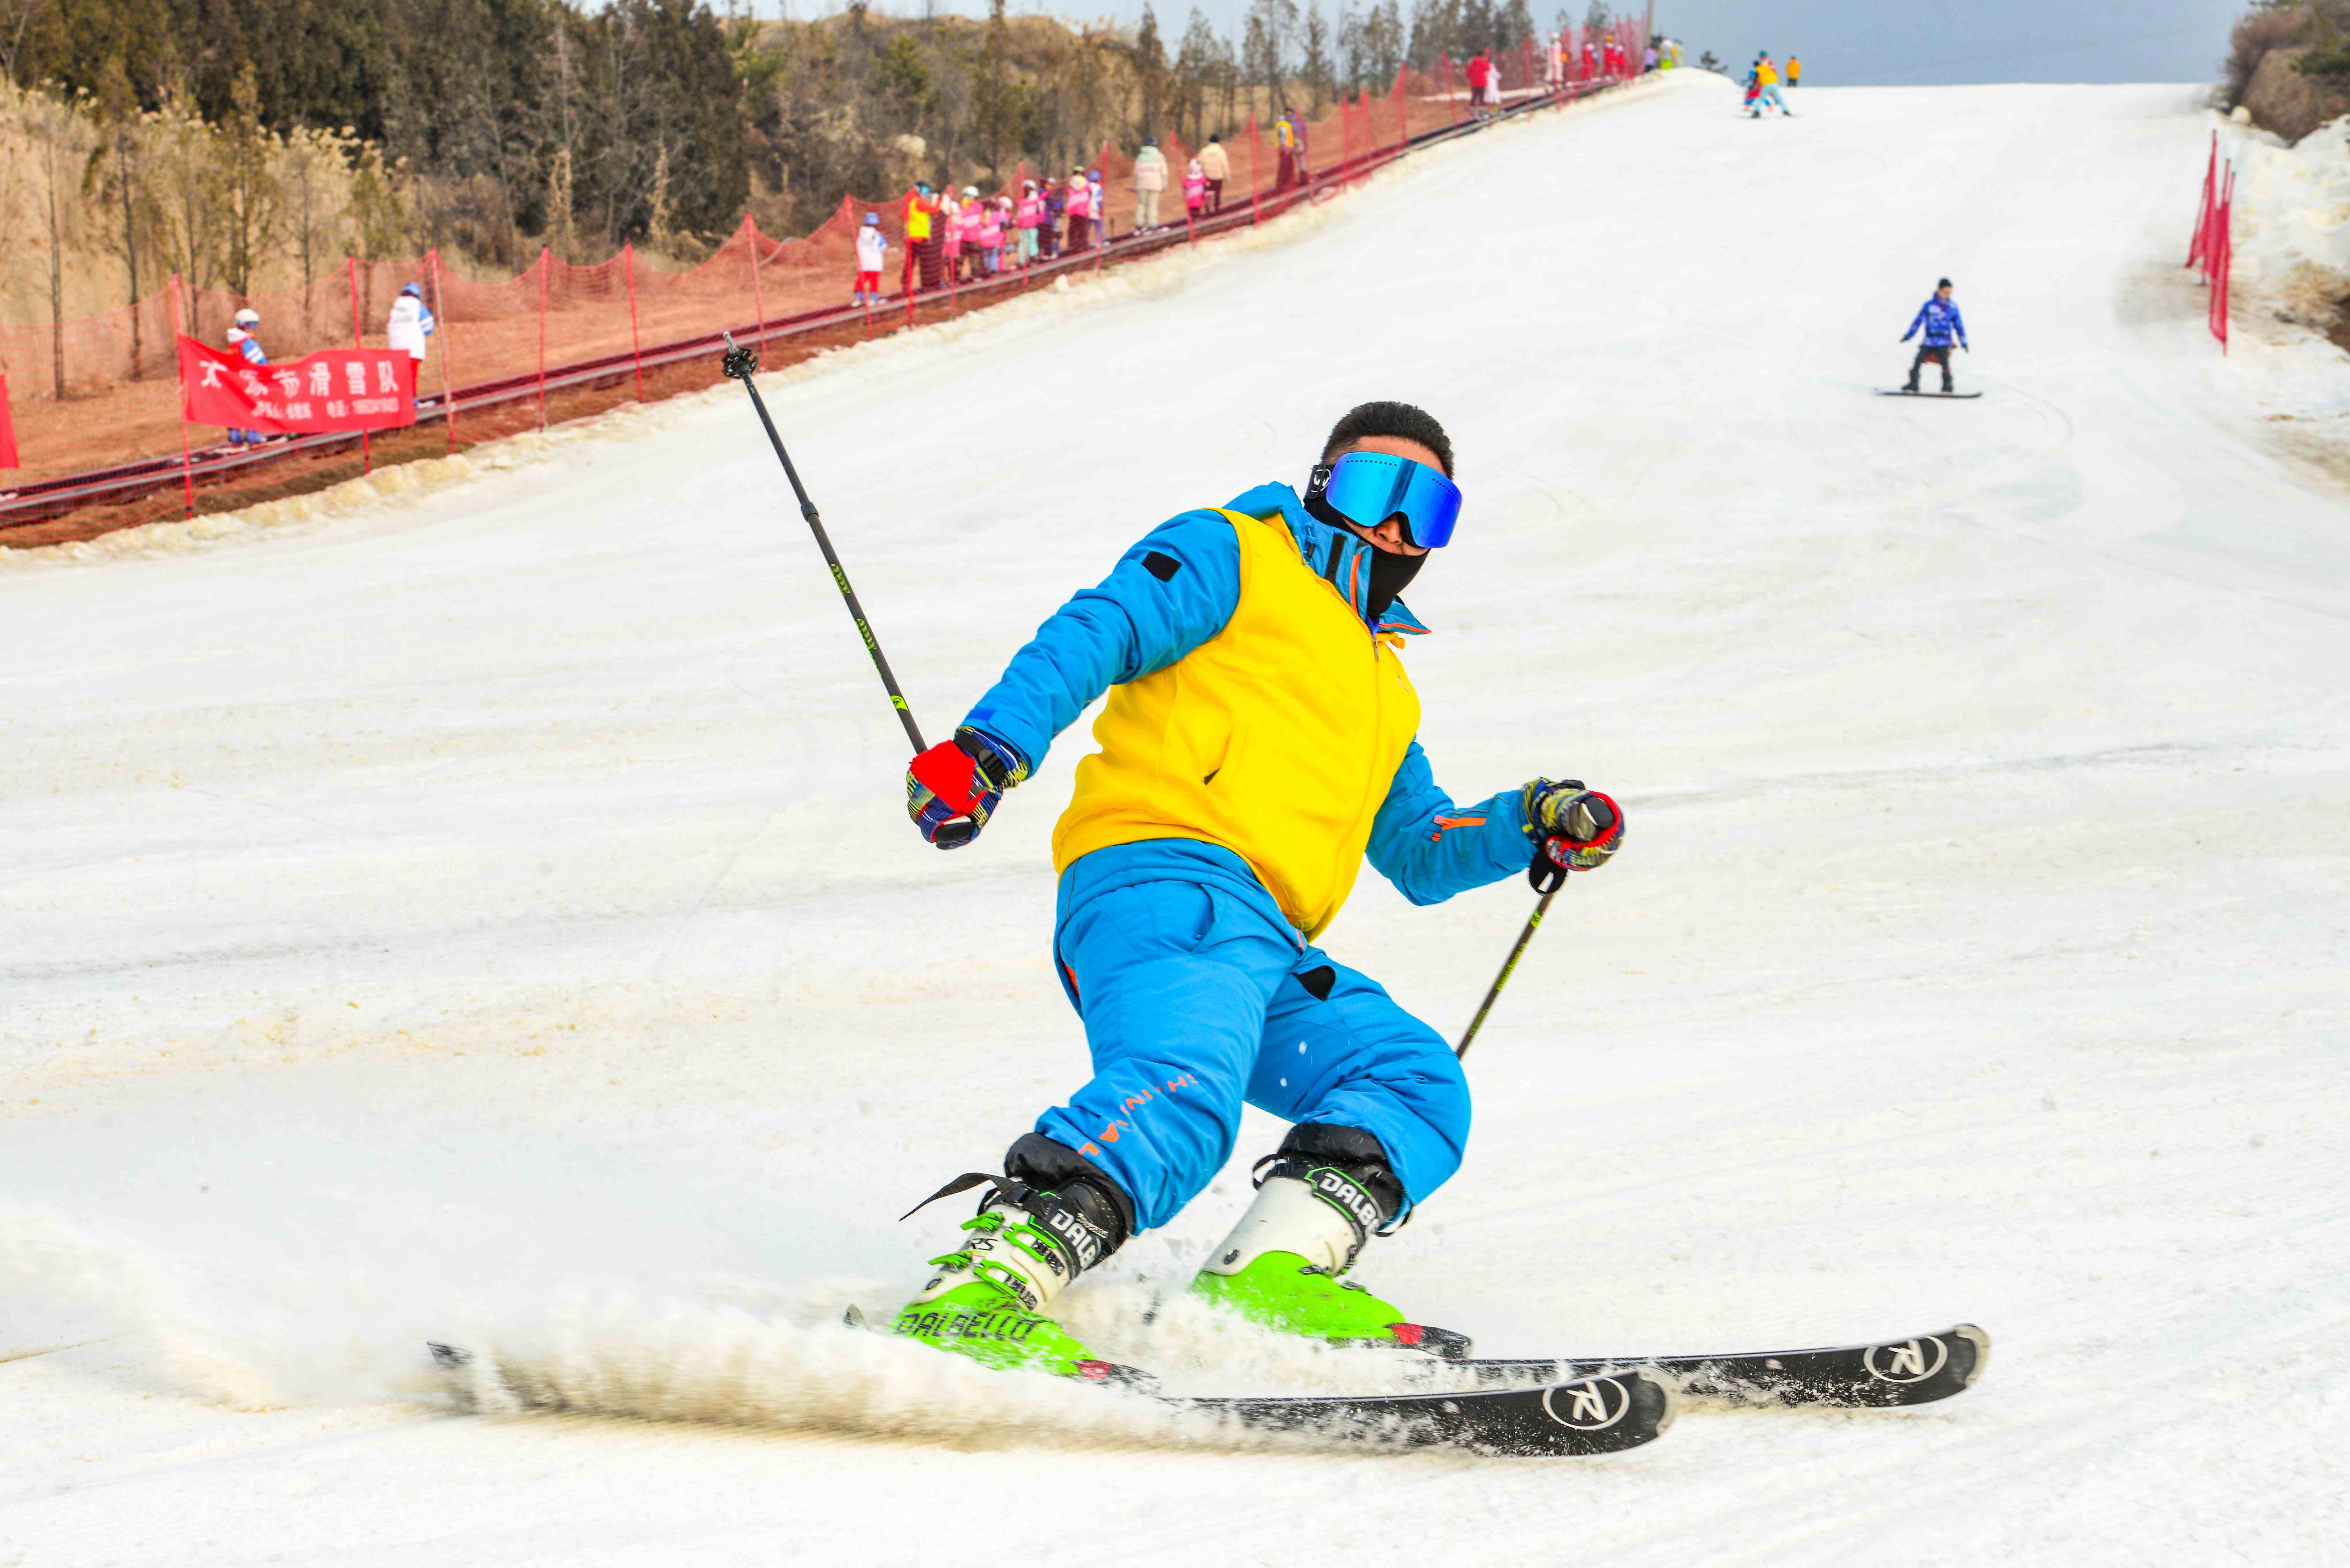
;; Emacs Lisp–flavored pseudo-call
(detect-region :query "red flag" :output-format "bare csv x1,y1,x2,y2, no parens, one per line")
0,371,17,469
178,335,416,434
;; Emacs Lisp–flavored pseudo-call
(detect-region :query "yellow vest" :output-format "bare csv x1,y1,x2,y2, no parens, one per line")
1757,61,1778,85
1052,507,1421,939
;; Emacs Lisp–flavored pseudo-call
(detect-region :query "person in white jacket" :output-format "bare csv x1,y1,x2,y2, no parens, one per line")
853,212,890,305
1131,138,1168,231
386,283,435,369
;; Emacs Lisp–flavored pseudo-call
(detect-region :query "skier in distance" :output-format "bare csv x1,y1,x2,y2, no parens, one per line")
1900,278,1968,393
891,402,1626,1379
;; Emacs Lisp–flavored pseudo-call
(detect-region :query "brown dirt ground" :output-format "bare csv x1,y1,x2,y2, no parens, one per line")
1,298,992,550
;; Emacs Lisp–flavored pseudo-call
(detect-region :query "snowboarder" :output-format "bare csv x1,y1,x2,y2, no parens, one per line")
853,213,888,305
890,402,1626,1378
1466,50,1494,118
1749,54,1792,117
1900,278,1969,393
1786,55,1801,87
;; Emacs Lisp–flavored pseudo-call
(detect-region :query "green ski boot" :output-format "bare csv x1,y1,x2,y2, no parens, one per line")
1189,1126,1471,1359
890,1160,1146,1384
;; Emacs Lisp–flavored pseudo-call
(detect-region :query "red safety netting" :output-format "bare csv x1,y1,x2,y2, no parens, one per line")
2186,131,2233,354
0,64,1621,490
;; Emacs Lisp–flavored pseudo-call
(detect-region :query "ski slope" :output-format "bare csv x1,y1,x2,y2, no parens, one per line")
6,74,2347,1563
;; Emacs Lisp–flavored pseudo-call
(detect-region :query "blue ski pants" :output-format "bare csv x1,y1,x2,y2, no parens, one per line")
1033,840,1471,1233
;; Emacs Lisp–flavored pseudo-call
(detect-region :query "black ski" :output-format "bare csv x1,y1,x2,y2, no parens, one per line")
1877,388,1982,399
1410,1322,1990,1408
1174,1369,1674,1457
428,1337,1673,1458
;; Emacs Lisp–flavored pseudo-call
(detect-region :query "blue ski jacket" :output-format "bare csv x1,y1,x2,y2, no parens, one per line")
961,481,1533,919
1903,296,1967,348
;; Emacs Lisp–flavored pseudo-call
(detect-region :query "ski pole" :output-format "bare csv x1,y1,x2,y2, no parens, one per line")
1454,870,1564,1061
720,332,927,756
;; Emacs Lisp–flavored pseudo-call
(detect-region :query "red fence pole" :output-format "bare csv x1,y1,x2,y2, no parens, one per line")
2187,130,2216,271
1395,62,1410,157
746,215,766,340
347,256,371,474
1443,54,1459,127
2215,163,2234,353
535,247,549,432
1248,114,1262,224
171,271,194,517
624,242,645,402
429,247,457,455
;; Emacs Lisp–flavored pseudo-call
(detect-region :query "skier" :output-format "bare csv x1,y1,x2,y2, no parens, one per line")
1466,49,1493,118
1183,157,1206,224
853,213,888,306
1899,278,1969,393
224,307,268,446
1786,55,1801,87
890,402,1626,1378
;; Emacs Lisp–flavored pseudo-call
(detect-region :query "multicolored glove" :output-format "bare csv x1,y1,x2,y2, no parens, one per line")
1520,778,1625,890
907,727,1028,850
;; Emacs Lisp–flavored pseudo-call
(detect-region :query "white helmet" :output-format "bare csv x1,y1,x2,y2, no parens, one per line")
233,308,260,329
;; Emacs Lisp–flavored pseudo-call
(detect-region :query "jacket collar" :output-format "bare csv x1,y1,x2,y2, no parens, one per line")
1225,482,1429,640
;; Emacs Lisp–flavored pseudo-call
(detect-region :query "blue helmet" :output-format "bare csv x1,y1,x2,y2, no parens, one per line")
863,212,880,226
400,282,422,298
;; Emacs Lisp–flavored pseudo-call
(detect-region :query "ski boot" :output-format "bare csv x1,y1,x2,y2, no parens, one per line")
1189,1124,1471,1359
891,1134,1147,1383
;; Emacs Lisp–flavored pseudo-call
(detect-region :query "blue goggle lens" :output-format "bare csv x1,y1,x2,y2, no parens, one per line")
1319,451,1461,548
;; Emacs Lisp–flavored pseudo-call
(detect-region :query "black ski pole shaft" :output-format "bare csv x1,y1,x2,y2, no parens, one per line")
1455,883,1560,1060
720,332,926,756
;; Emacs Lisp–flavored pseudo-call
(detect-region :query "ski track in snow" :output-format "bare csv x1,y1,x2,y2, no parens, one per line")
5,75,2349,1563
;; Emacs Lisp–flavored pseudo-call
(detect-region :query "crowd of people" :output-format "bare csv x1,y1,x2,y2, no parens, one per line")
845,45,1679,308
858,134,1248,304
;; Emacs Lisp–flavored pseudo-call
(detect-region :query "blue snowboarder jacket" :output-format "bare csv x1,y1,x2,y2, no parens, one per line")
1903,296,1967,349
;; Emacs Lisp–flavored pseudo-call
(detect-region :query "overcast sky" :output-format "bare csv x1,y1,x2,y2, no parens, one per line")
749,0,2244,86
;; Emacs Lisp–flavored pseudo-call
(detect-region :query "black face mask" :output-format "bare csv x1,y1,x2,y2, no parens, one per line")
1307,486,1426,622
1364,545,1424,622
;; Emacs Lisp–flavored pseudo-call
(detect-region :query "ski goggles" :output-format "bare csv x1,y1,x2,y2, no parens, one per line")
1311,451,1462,548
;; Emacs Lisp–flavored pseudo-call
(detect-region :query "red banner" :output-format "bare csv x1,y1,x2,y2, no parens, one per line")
0,370,17,468
177,335,415,434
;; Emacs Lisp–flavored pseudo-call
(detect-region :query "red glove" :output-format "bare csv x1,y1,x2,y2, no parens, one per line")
907,728,1027,850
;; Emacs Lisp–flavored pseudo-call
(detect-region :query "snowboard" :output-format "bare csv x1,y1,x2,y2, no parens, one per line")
1878,388,1982,399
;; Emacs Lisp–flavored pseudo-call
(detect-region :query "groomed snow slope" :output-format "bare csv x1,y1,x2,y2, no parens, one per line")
6,75,2347,1564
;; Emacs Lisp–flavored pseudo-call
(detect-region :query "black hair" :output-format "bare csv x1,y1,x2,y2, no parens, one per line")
1937,277,1952,288
1319,400,1455,478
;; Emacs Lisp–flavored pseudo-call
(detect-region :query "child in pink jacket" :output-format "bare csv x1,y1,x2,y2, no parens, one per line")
978,197,1004,274
1015,181,1042,266
1183,159,1206,220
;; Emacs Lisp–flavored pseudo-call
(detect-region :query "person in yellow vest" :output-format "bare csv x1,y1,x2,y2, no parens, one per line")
891,402,1626,1378
1749,53,1792,117
1786,55,1800,87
